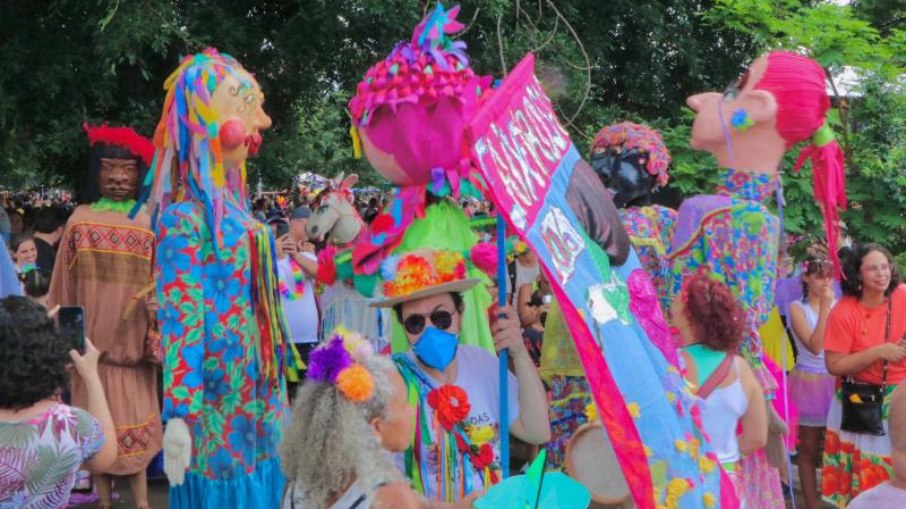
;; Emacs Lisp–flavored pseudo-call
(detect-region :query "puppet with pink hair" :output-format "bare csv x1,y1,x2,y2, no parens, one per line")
667,51,846,508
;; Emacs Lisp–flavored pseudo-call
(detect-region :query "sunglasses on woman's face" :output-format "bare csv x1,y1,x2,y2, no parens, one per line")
403,309,455,335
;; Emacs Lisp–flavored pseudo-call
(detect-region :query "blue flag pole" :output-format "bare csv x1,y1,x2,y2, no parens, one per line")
496,213,510,479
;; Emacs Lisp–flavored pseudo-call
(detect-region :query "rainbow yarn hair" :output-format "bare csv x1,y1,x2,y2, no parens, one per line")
131,48,255,240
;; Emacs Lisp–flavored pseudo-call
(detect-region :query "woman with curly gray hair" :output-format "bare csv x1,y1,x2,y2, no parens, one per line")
280,330,481,509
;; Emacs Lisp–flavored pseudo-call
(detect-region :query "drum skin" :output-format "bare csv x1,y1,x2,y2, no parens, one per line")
565,422,634,509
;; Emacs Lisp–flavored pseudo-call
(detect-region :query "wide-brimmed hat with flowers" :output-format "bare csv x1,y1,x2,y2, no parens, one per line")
370,248,481,308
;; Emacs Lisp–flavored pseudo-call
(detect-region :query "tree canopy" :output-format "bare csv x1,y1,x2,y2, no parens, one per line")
2,0,905,259
0,0,756,187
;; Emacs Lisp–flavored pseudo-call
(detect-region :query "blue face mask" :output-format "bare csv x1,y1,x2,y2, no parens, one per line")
413,326,459,371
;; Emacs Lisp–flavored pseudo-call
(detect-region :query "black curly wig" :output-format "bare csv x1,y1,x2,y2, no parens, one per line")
0,296,70,410
841,243,902,299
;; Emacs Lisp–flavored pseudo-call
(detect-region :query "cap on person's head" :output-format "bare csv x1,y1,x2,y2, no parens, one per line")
290,206,311,220
266,216,288,226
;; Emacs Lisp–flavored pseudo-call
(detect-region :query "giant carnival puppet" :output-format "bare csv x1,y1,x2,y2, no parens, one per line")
530,122,681,475
49,124,162,509
346,5,731,509
132,49,293,508
667,51,847,508
340,7,507,356
591,122,677,312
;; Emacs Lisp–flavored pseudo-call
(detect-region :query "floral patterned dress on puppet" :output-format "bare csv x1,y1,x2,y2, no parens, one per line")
307,174,390,353
347,4,496,354
466,52,729,509
48,124,163,481
590,121,679,365
668,51,847,509
132,49,293,509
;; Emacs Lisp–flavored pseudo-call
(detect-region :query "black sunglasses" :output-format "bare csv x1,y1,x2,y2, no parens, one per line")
403,309,455,335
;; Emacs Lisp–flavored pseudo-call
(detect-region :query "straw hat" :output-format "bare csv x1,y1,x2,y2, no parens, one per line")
370,249,480,308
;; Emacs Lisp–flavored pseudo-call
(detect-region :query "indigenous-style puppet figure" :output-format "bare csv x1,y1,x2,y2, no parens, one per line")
134,49,292,509
49,124,161,509
668,51,846,509
591,122,677,309
307,174,390,351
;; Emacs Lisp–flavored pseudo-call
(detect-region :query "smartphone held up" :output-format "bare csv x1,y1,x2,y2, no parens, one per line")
58,306,86,353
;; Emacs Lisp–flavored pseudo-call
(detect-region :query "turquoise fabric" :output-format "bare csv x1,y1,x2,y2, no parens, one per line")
683,343,727,387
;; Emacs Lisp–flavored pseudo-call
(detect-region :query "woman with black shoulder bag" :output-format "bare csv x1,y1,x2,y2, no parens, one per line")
823,243,906,508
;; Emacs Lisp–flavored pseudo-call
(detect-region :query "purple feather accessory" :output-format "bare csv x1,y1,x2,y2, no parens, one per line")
307,336,353,383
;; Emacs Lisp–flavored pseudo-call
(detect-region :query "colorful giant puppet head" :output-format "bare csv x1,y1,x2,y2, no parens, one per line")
686,51,846,274
590,122,671,208
134,48,272,229
348,4,492,188
82,124,153,204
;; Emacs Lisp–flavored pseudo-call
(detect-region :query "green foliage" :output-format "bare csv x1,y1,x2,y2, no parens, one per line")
842,74,906,254
0,0,757,190
853,0,906,34
704,0,904,74
2,0,906,261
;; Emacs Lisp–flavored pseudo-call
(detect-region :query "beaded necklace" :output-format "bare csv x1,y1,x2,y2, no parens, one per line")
279,256,307,300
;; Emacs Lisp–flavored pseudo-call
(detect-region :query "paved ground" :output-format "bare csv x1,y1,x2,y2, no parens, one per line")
71,477,169,508
75,464,830,508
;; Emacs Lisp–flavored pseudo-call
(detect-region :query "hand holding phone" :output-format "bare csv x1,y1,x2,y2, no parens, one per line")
69,338,101,382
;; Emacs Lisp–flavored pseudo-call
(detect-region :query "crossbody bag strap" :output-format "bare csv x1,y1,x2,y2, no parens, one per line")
696,353,734,400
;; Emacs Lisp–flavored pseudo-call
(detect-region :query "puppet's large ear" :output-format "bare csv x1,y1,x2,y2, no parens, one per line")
739,89,778,126
341,174,359,189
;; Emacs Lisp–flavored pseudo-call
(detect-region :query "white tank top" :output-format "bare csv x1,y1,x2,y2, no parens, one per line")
789,300,831,373
701,358,748,466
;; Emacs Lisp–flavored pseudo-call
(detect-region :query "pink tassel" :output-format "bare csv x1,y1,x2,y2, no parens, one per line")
469,242,497,276
793,140,847,278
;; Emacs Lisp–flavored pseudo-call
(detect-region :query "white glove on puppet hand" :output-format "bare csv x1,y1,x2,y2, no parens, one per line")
163,417,192,487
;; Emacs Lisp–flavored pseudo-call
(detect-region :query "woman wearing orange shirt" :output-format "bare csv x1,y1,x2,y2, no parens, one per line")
822,243,906,508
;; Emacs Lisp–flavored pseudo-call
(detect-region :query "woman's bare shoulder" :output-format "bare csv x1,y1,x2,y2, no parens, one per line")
371,482,420,509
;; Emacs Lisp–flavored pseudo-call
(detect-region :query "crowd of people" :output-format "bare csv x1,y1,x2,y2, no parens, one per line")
3,5,906,509
3,181,906,509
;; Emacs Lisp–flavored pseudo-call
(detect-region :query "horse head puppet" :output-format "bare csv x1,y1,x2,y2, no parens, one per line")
306,173,364,246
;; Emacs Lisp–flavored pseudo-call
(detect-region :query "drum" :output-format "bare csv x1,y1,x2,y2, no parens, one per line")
564,422,633,509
